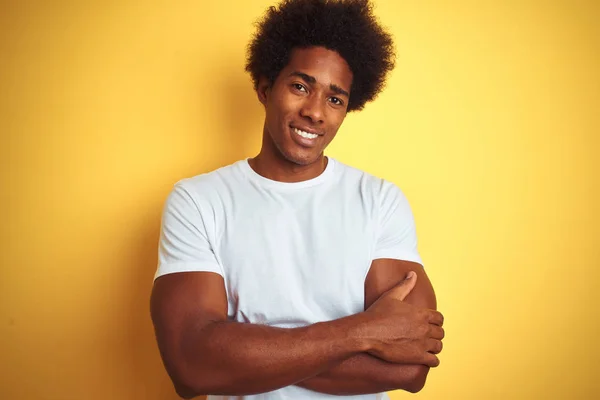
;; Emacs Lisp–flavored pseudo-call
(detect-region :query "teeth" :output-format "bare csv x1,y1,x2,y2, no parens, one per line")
293,128,318,139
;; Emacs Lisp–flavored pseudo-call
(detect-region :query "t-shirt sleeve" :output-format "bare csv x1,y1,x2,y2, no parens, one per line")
372,181,423,266
154,182,224,280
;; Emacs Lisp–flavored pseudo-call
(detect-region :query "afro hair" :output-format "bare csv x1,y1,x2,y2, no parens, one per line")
245,0,396,112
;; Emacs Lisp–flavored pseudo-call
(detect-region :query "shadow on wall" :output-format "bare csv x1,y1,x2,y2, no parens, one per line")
122,67,263,400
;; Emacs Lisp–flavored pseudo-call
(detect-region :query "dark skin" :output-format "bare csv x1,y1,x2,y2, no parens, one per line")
248,47,350,181
150,46,444,398
296,259,438,395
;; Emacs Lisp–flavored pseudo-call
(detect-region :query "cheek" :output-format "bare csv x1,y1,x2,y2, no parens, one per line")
268,94,295,124
328,114,346,132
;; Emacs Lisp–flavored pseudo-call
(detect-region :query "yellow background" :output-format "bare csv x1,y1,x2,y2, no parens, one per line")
1,0,598,399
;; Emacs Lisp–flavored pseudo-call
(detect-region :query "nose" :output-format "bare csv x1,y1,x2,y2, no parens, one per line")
299,94,324,124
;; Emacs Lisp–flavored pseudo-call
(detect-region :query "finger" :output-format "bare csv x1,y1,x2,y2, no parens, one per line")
389,271,418,301
428,310,444,326
429,325,445,340
427,338,443,354
423,352,440,368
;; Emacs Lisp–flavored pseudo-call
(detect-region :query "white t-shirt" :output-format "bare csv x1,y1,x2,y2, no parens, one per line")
155,157,423,400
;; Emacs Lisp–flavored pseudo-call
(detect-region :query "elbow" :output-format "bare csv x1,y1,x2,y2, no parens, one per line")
173,376,215,399
167,365,211,399
171,373,203,399
172,367,231,398
403,365,430,393
174,384,199,399
173,375,219,399
387,365,429,394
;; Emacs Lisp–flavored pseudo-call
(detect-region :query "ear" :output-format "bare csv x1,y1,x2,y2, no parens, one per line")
256,76,271,106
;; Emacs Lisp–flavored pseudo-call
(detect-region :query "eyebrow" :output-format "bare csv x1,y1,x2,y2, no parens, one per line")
289,71,350,98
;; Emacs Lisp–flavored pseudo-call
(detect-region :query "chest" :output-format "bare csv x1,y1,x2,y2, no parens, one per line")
212,187,377,326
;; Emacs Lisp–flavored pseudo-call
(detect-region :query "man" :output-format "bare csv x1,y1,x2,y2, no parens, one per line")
150,0,444,399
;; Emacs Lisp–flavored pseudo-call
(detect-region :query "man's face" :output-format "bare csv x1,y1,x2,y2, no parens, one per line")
259,46,353,166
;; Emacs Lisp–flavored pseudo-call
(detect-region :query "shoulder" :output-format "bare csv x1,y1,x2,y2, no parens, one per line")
160,161,245,218
331,158,405,201
169,160,244,202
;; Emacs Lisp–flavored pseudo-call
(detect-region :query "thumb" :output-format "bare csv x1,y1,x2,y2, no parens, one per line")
389,271,417,301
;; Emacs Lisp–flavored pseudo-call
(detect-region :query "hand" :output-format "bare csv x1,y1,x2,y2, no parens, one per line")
362,271,444,367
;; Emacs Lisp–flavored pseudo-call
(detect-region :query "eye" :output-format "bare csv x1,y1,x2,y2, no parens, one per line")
329,97,344,106
292,83,307,92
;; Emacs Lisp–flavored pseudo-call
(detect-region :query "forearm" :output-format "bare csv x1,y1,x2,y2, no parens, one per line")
296,354,429,395
296,262,437,395
174,312,371,397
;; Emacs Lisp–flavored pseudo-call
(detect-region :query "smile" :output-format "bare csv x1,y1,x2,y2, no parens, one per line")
292,127,319,140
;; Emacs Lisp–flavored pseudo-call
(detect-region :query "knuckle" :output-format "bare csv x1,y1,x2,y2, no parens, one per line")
430,353,440,367
432,326,444,339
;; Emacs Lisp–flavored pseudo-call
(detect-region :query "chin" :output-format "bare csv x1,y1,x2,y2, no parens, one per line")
283,151,321,166
267,128,325,166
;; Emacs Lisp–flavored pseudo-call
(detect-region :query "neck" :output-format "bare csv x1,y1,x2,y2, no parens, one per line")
249,135,328,183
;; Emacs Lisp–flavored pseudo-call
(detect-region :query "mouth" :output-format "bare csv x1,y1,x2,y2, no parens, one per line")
290,125,323,140
289,125,323,148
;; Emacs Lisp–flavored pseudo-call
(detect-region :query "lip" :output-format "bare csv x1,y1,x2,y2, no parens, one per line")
290,124,324,136
289,125,321,148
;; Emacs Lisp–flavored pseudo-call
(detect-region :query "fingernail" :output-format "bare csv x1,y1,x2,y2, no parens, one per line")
405,271,415,280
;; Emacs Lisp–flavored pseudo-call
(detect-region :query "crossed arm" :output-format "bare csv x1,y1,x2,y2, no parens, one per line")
296,258,437,395
150,259,437,398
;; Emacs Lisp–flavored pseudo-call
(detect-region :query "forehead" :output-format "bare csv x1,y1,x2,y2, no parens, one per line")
282,46,353,90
